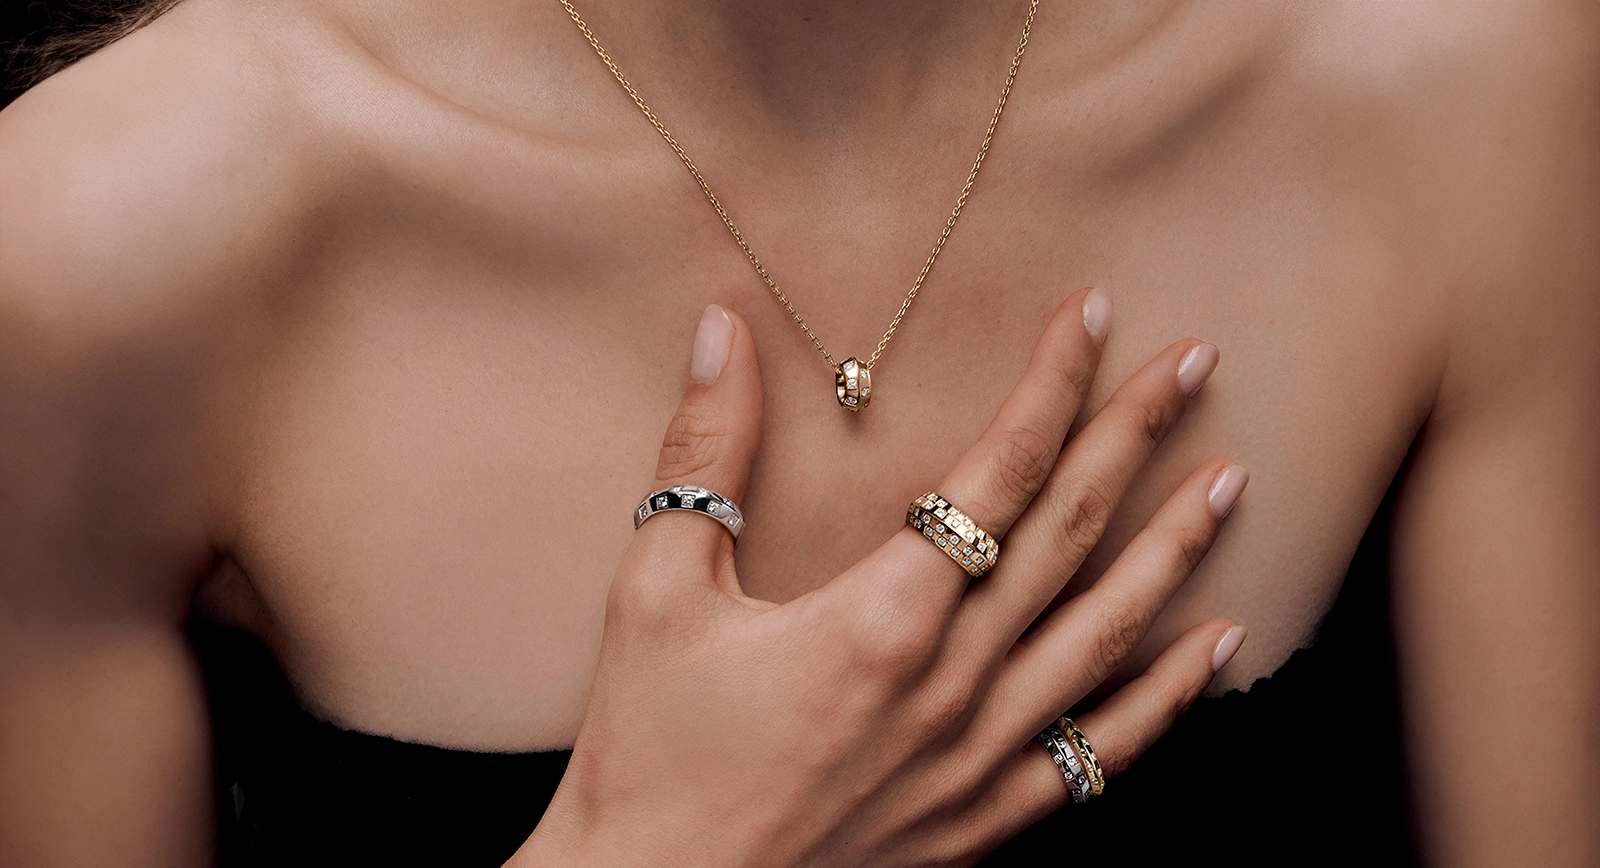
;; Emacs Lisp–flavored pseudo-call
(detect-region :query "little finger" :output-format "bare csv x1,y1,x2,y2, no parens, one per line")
979,460,1247,740
954,619,1243,849
1071,618,1247,778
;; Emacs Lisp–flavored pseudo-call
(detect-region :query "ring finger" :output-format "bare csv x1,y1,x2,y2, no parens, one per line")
953,618,1242,854
980,458,1248,743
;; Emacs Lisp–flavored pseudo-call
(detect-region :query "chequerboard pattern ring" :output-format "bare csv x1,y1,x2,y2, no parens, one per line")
634,485,746,543
906,492,1000,578
1059,716,1106,797
1036,725,1092,803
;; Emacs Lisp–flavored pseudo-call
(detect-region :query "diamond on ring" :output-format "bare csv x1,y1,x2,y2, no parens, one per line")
905,492,999,579
635,485,745,542
1036,724,1092,803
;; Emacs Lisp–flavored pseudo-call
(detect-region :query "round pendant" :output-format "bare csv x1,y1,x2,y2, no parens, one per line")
836,358,871,411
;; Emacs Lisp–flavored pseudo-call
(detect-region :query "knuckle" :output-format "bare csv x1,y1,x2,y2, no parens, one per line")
1065,349,1098,397
1172,522,1216,575
604,575,652,621
1101,391,1182,455
604,576,678,634
601,576,694,637
656,404,731,480
843,600,942,685
1136,399,1177,452
1165,667,1209,721
1089,594,1149,678
1053,471,1119,559
603,550,714,635
987,423,1057,506
912,673,981,739
1095,734,1135,779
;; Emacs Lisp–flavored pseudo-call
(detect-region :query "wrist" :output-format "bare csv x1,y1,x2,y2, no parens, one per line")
512,797,754,868
508,813,626,868
508,803,669,868
507,822,605,868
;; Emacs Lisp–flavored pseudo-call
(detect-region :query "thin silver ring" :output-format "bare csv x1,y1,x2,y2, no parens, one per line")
1035,725,1091,803
634,485,745,542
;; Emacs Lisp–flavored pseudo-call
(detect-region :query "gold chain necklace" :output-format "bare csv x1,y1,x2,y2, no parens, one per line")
559,0,1039,411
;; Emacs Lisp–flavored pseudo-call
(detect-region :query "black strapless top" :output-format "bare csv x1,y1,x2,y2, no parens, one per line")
194,485,1418,867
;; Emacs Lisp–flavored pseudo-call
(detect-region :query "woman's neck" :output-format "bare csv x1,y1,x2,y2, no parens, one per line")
590,0,1035,138
319,0,1197,186
326,0,1180,143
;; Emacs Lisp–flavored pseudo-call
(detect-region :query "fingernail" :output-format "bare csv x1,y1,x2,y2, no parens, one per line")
1207,464,1249,519
1177,343,1220,397
1212,625,1247,673
1082,288,1112,346
690,304,734,384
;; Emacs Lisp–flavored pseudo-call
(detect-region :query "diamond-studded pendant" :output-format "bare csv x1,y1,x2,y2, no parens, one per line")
835,357,872,412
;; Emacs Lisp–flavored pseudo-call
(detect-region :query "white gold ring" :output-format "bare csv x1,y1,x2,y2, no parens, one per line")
634,485,745,542
1035,724,1092,803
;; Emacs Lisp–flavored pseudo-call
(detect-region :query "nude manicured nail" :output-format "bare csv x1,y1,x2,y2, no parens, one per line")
1177,343,1220,396
690,304,734,384
1082,288,1112,346
1212,625,1247,673
1207,464,1249,519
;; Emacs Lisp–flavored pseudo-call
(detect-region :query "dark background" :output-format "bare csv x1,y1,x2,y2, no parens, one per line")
3,2,55,107
1,0,131,109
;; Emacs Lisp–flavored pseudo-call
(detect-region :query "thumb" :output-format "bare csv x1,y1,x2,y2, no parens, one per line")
634,303,764,572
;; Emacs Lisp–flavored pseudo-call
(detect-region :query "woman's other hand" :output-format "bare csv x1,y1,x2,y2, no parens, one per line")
517,289,1247,867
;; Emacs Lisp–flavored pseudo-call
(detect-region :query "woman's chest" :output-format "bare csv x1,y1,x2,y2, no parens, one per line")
216,137,1439,750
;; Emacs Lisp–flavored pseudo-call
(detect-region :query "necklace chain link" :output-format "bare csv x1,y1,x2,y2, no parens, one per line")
559,0,1038,373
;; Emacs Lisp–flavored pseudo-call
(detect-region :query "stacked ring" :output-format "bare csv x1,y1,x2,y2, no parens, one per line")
1058,717,1105,797
906,492,1000,578
1034,725,1092,803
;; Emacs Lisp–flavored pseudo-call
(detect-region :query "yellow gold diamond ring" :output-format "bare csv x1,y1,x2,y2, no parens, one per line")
1058,717,1105,797
906,492,999,579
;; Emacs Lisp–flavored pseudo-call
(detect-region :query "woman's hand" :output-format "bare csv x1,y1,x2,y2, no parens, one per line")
517,289,1247,867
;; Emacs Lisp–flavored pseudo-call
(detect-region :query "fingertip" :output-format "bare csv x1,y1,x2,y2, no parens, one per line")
1043,287,1109,354
1206,463,1249,520
696,303,760,376
1211,622,1247,673
684,303,762,406
1082,287,1112,346
1177,341,1220,397
689,304,734,384
720,306,763,386
652,303,765,498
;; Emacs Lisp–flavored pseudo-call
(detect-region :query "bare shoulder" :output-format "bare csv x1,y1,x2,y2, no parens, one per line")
0,0,356,331
1277,2,1598,391
0,0,361,583
1372,2,1600,394
1287,1,1599,255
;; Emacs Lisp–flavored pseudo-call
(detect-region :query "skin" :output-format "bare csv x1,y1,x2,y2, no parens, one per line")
520,298,1250,865
0,0,1596,864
